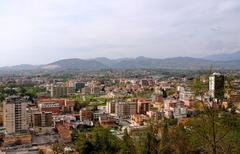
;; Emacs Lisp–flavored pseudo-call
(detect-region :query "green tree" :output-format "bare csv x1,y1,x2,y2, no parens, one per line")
76,127,122,154
119,130,136,154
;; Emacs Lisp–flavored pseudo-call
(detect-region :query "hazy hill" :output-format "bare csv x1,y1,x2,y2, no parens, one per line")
0,64,40,71
1,56,240,73
42,58,108,70
203,51,240,61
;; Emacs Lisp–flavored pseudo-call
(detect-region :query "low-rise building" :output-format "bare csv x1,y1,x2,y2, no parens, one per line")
38,102,61,115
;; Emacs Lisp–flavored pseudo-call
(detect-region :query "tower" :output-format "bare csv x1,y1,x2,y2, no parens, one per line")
3,96,28,134
209,73,225,100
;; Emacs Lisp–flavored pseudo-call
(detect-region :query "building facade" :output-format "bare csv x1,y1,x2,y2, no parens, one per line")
3,96,28,134
115,102,137,118
209,73,225,99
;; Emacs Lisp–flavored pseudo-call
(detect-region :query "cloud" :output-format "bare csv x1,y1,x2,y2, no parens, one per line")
0,0,240,65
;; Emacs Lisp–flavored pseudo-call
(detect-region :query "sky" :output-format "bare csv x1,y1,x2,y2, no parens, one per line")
0,0,240,66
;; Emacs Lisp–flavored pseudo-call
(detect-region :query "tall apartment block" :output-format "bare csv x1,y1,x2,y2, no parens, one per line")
3,96,28,134
209,73,225,99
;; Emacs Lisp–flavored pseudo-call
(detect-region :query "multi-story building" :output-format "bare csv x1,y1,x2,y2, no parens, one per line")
79,108,93,122
28,108,53,134
178,87,195,101
50,85,68,98
3,96,28,134
115,102,137,118
164,99,187,119
137,100,150,114
0,104,3,126
209,73,225,99
106,102,116,114
29,111,52,128
74,82,85,92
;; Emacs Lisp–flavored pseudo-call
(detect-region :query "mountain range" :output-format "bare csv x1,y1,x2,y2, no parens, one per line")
1,51,240,72
203,51,240,61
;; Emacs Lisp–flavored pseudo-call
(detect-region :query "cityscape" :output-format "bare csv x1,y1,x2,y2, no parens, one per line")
0,0,240,154
0,68,239,153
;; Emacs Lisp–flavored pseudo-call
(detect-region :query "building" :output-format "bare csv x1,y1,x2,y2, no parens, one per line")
0,104,3,126
31,112,53,134
209,73,225,99
38,102,61,115
27,107,39,127
163,99,187,119
3,96,28,134
82,87,91,94
31,112,52,127
38,98,75,113
137,99,150,114
74,82,85,92
106,102,116,114
179,87,195,101
140,79,149,87
79,108,93,122
173,102,187,119
115,102,137,118
50,85,68,98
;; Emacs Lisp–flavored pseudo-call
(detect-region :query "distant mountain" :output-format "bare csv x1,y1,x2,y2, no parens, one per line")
0,64,40,71
94,56,213,69
203,51,240,61
1,56,240,73
42,58,107,70
94,56,240,70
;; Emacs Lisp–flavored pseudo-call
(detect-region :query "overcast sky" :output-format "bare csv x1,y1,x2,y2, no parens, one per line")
0,0,240,66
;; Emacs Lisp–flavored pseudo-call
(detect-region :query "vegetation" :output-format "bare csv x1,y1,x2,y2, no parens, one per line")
75,127,121,154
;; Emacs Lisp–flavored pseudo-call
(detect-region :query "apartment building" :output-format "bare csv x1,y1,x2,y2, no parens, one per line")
106,101,116,114
3,96,28,134
115,102,137,118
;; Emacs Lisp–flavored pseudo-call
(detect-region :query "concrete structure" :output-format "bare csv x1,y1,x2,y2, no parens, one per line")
164,99,187,119
79,108,93,122
38,102,61,115
0,105,3,126
137,100,150,114
38,98,75,113
50,85,68,98
115,102,137,118
32,112,53,134
106,102,116,114
178,87,195,101
3,96,28,134
74,82,85,92
209,73,225,99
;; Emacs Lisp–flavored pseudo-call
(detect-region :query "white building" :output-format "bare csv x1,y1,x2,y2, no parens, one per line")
209,73,224,99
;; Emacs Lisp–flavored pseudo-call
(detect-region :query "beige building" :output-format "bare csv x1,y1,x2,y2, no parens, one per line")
115,102,137,118
106,101,116,114
3,96,28,134
50,85,68,98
